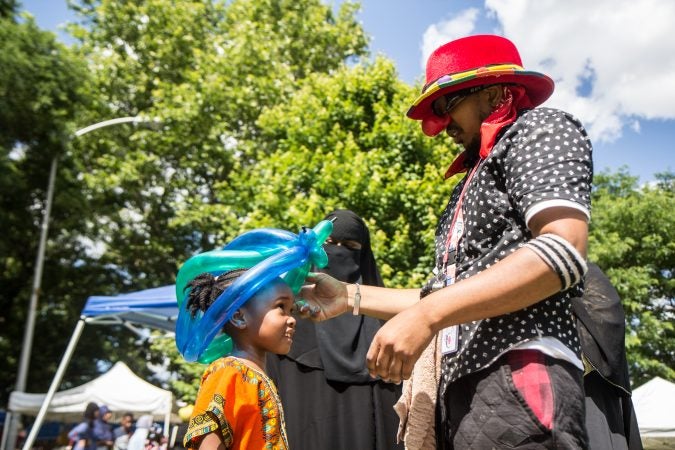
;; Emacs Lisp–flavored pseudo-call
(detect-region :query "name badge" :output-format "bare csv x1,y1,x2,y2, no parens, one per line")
440,325,459,355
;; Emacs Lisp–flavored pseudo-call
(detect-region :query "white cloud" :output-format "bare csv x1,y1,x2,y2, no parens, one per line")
421,0,675,143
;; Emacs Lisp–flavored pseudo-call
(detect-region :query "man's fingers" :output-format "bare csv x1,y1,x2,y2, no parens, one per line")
293,298,313,314
374,348,392,380
304,272,321,282
293,298,322,319
387,358,404,384
401,358,415,381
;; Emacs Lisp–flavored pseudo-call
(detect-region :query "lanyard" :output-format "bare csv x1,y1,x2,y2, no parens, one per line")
441,162,481,277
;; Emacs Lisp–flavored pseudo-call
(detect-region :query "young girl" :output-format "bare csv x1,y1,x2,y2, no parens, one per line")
182,269,296,450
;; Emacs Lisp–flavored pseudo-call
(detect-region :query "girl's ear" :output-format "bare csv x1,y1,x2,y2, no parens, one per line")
229,309,247,329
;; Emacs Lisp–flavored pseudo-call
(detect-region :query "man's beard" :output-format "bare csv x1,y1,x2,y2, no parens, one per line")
463,106,491,169
463,136,481,169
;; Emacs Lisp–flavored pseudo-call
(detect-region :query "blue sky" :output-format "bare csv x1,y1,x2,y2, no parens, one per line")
20,0,675,184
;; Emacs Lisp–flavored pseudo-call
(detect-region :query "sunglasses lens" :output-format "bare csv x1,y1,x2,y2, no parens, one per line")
432,94,464,117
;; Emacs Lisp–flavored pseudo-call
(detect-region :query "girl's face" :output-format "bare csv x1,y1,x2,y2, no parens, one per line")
243,279,296,355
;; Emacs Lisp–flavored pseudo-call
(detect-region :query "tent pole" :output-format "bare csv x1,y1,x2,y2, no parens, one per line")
1,411,13,450
163,396,171,438
21,318,86,450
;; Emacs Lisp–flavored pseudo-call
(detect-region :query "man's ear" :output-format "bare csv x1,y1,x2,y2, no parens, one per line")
229,309,247,329
484,85,504,108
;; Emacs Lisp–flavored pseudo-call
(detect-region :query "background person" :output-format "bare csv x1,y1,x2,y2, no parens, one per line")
126,415,153,450
266,209,403,449
93,405,114,450
112,412,134,450
68,402,99,450
300,34,593,449
572,262,642,449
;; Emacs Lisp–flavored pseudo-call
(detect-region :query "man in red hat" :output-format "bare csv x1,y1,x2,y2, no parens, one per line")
300,34,592,449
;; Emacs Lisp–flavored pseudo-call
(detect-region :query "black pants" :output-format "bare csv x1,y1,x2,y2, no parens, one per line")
437,352,588,449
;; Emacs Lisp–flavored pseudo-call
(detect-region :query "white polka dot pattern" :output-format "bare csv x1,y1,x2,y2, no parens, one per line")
433,108,593,394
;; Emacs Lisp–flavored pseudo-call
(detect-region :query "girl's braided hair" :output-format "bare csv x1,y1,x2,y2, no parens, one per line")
185,269,247,317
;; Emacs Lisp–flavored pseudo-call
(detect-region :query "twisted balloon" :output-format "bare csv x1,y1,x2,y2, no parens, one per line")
175,220,333,363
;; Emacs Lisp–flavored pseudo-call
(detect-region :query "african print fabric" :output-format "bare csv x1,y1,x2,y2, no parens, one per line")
184,356,288,450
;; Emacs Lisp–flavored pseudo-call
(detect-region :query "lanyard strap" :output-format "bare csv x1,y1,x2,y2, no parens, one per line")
442,163,481,270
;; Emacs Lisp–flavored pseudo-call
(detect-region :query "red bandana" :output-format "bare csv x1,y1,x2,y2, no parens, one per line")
444,85,534,179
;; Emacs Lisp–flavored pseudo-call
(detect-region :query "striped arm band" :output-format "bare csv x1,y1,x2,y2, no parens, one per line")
524,233,588,291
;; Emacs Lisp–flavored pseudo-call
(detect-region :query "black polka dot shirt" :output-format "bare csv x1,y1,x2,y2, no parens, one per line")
434,107,593,392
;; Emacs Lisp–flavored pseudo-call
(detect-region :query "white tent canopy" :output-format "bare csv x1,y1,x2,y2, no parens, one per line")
8,362,172,423
632,376,675,438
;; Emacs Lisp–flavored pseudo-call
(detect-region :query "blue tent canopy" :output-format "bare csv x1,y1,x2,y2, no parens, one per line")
83,285,179,332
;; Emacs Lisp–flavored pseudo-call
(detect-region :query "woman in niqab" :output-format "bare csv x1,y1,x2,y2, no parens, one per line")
267,209,403,449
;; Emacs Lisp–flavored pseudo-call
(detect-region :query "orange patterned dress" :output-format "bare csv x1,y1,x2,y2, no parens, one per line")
184,356,288,449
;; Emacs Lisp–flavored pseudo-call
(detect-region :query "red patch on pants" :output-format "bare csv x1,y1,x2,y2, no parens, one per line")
507,350,554,429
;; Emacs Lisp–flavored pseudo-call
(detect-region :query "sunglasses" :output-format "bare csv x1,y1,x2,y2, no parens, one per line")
431,93,468,118
430,86,488,118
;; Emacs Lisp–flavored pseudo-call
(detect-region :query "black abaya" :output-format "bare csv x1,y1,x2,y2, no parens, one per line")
572,263,643,450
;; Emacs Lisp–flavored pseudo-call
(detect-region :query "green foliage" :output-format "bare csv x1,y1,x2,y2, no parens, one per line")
148,333,203,402
589,169,675,386
0,0,17,19
0,12,98,403
66,0,370,287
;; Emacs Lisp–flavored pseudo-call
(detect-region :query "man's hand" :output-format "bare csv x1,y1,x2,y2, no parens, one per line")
297,272,350,321
365,304,436,383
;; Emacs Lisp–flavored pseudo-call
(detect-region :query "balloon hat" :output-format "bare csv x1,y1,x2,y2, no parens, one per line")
175,220,333,363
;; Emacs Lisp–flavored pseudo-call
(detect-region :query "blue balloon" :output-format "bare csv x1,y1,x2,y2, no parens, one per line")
175,220,333,363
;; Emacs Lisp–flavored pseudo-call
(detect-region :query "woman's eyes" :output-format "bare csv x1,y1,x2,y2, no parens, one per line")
324,238,362,250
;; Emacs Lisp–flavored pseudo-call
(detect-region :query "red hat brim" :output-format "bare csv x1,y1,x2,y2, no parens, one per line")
407,64,554,121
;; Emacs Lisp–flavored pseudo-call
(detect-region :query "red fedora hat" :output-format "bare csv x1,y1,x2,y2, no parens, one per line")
407,35,554,121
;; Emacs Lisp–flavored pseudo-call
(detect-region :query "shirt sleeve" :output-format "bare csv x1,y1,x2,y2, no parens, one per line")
502,109,593,228
183,367,236,449
68,423,88,442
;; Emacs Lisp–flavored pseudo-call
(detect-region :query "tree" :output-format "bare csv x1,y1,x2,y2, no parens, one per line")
0,0,17,18
234,57,459,288
66,0,368,283
5,0,366,392
0,10,101,402
589,169,675,386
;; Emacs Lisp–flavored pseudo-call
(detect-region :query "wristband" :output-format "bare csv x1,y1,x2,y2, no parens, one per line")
352,283,361,315
524,233,587,291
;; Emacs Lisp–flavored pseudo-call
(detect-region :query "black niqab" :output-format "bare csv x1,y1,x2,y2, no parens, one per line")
286,209,384,383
